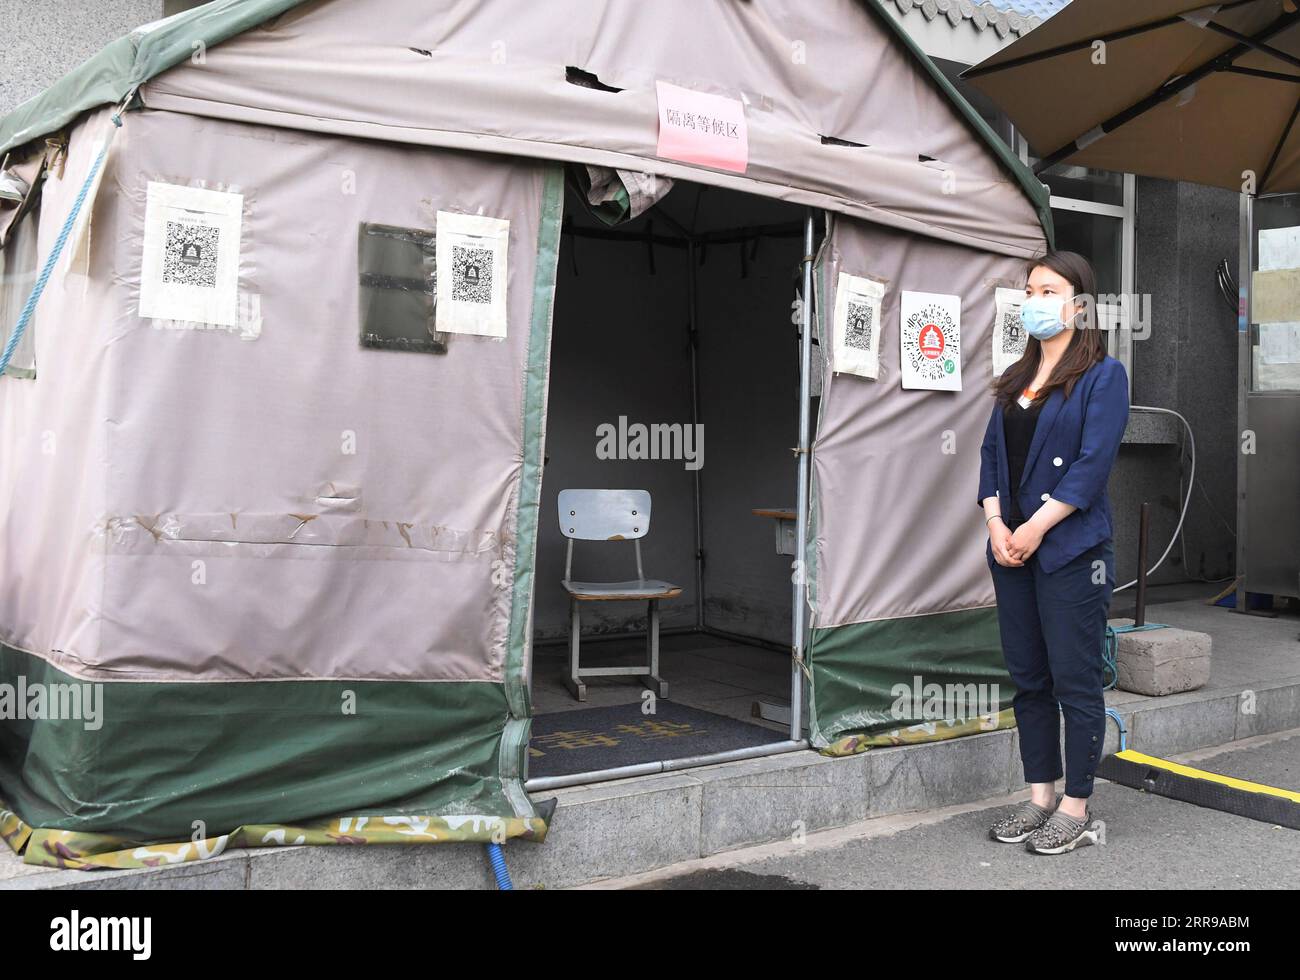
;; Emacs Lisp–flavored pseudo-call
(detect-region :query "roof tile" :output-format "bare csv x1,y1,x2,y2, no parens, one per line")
885,0,1071,36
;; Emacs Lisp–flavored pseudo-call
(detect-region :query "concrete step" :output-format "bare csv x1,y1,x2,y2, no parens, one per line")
5,673,1298,890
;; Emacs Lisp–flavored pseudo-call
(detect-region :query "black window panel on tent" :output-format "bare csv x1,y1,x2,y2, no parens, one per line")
357,221,445,354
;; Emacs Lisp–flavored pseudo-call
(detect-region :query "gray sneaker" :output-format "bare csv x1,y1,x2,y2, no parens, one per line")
1025,805,1099,855
988,797,1059,843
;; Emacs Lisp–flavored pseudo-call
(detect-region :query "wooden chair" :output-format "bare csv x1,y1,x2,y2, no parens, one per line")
558,488,682,701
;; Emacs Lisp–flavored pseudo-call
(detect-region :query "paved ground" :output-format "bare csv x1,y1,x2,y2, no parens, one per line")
592,727,1300,890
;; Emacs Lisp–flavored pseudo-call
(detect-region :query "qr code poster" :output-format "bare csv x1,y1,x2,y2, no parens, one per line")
831,272,885,380
899,290,962,391
993,287,1027,377
138,182,243,327
435,210,509,338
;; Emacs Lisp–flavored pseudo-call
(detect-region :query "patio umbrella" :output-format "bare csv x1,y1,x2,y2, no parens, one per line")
962,0,1300,194
965,0,1300,615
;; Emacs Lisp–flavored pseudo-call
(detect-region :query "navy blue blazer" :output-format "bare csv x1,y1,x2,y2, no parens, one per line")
978,355,1130,574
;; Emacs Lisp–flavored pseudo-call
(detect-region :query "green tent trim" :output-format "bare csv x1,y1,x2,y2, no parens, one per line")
807,606,1018,752
0,642,546,867
502,162,566,800
861,0,1056,249
0,0,312,157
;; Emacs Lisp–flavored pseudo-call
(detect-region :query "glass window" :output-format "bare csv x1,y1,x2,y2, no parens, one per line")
1019,141,1134,374
939,53,1137,384
357,222,446,355
1050,208,1123,297
1034,161,1125,207
1252,193,1300,393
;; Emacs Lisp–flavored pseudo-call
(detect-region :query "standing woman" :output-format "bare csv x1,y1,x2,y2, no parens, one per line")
977,250,1129,855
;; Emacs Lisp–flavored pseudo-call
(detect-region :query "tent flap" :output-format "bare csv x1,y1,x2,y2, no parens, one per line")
806,212,1041,749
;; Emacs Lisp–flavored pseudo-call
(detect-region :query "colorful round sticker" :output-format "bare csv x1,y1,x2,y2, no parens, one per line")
902,299,960,387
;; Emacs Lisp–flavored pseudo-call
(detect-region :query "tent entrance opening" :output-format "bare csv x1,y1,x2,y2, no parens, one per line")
528,178,821,784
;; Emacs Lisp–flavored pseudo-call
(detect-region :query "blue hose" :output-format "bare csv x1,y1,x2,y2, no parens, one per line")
485,841,513,890
1105,708,1128,752
1102,624,1119,691
0,112,121,377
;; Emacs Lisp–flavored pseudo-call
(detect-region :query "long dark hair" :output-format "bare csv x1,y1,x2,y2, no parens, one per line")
992,250,1106,408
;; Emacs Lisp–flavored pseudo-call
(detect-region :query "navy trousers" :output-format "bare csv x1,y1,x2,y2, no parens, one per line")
988,530,1114,798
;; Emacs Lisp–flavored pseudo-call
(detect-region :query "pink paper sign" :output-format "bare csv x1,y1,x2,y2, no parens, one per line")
655,80,748,174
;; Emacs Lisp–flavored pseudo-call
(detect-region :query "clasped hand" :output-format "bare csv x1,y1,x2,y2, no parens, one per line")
990,519,1044,567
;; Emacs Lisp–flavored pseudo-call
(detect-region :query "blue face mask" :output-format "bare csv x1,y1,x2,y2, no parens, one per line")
1020,295,1076,340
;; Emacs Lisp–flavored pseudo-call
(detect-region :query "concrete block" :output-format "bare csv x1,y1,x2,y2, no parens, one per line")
693,751,870,855
863,729,1015,817
1128,692,1239,758
1233,679,1300,740
1110,620,1211,696
1004,727,1023,792
509,772,704,888
31,852,249,891
244,840,490,890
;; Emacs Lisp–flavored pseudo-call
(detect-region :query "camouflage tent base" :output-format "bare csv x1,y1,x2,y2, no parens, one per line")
818,709,1017,757
0,800,546,872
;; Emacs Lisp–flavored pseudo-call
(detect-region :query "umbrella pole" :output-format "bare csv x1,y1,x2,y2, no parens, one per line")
1234,191,1254,614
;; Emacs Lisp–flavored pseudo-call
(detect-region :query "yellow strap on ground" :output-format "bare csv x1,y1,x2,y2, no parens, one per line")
1116,750,1300,803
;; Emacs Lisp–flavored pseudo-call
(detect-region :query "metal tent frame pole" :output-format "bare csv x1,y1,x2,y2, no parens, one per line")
790,209,816,741
686,240,706,630
524,738,808,792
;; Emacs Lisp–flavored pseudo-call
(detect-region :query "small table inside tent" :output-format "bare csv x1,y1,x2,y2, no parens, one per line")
751,507,797,557
751,507,797,726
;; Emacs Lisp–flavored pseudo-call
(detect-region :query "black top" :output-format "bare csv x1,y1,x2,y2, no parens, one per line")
1003,394,1045,523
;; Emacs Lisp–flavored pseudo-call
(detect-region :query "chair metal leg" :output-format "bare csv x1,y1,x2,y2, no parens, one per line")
564,597,586,701
639,599,669,699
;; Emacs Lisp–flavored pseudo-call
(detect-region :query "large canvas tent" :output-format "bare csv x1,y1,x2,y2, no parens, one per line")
0,0,1050,869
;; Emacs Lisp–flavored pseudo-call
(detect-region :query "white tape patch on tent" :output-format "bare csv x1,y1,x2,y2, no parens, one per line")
992,286,1026,377
138,181,243,327
64,116,117,279
900,290,961,391
435,210,510,338
831,272,885,380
